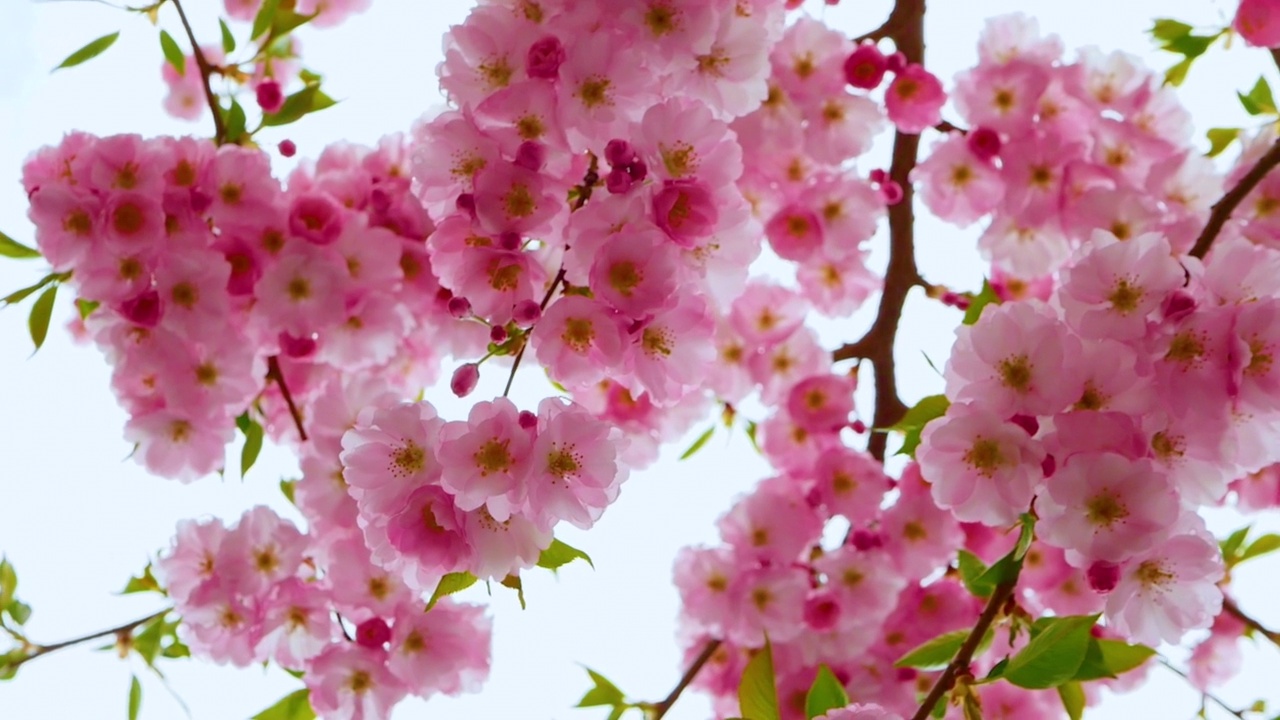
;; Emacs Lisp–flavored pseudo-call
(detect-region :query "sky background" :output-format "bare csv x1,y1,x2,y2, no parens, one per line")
1,1,1279,719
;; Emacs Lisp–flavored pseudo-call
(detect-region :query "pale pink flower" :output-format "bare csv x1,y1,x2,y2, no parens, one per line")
525,397,625,531
1106,526,1224,645
532,295,627,387
811,447,891,525
460,505,551,580
728,281,808,348
653,179,720,247
306,644,407,720
256,578,336,669
219,506,306,596
786,373,855,433
438,398,533,520
124,407,233,482
388,600,492,697
765,203,824,261
156,518,228,604
626,294,716,403
885,64,945,134
913,134,1004,226
818,704,903,720
340,402,445,519
718,476,822,566
726,564,808,646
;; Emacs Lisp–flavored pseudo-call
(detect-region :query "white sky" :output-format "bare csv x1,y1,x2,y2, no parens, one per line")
0,1,1278,719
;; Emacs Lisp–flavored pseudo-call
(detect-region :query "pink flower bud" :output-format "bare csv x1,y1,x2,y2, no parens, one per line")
869,168,887,184
527,36,566,79
967,126,1002,162
499,231,523,251
627,157,649,182
279,332,317,358
606,167,634,194
1087,560,1120,593
1236,0,1280,48
355,617,391,649
605,139,637,167
513,299,542,326
850,529,884,550
518,409,538,429
490,325,508,343
455,193,476,214
803,592,842,631
450,363,480,397
880,180,904,205
288,193,345,245
843,44,888,90
278,139,297,157
1161,290,1197,322
120,290,162,327
256,80,285,114
514,141,545,171
886,51,908,74
447,296,472,318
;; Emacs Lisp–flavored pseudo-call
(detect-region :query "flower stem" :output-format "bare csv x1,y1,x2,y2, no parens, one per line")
170,0,227,144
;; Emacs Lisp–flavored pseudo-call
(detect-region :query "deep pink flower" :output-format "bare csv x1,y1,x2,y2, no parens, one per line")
884,64,945,134
843,44,888,89
1236,0,1280,47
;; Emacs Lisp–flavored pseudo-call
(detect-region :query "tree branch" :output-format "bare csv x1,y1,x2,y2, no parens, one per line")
7,607,171,671
1157,657,1245,719
1222,596,1280,648
267,355,308,441
910,569,1020,720
170,0,227,143
1189,138,1280,259
645,639,723,720
832,0,927,461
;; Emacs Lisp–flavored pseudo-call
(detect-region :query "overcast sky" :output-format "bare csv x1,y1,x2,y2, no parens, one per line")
0,1,1278,719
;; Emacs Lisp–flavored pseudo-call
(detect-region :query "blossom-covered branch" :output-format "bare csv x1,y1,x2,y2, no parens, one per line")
1189,138,1280,259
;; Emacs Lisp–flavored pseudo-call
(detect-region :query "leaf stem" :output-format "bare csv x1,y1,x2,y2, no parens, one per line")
1222,596,1280,647
170,0,227,143
909,567,1020,720
266,355,308,442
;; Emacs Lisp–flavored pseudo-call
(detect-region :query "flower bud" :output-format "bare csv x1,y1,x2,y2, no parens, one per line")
256,79,285,114
447,296,472,319
450,363,480,397
513,299,542,326
355,617,391,649
527,36,566,79
843,44,888,90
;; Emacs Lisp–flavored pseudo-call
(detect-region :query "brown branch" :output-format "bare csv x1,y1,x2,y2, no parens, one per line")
171,0,227,143
267,355,308,441
1223,596,1280,647
646,639,723,720
1189,138,1280,259
853,0,921,44
1157,657,1245,719
7,607,171,671
910,571,1020,720
832,0,927,461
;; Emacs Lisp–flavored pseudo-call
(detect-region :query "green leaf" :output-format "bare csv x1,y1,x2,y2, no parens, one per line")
128,675,142,720
1222,525,1252,564
1164,57,1194,87
680,425,716,460
219,19,237,54
537,538,594,571
132,615,165,667
261,86,336,127
1241,77,1278,116
280,479,297,504
577,668,626,708
500,573,526,609
3,272,63,307
1206,128,1241,158
1072,638,1155,681
1150,19,1194,42
75,298,100,319
224,99,248,144
425,571,478,611
0,557,15,610
272,10,316,37
121,563,162,595
1241,533,1280,563
964,280,1000,325
252,689,316,720
55,32,121,71
0,232,40,260
161,641,190,659
804,665,849,720
745,420,760,452
28,284,57,351
1004,614,1099,689
739,641,780,720
0,649,28,680
6,600,32,626
891,394,949,458
241,418,264,478
235,411,252,434
895,629,969,670
957,550,994,598
251,0,281,40
1162,32,1219,59
1058,681,1084,720
159,30,185,76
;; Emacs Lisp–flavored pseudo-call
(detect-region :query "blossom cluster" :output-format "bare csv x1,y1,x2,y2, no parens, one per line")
155,506,492,718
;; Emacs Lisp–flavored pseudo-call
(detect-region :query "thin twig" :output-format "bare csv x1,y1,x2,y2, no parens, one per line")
8,607,171,670
170,0,227,143
910,570,1020,720
1189,138,1280,259
1157,657,1245,719
267,355,308,441
1222,597,1280,648
646,639,723,720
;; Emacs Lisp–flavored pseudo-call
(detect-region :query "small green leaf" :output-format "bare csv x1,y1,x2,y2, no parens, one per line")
1072,638,1155,681
963,280,1000,325
500,573,525,609
537,538,594,571
161,641,190,659
577,668,626,708
1222,525,1252,564
3,273,61,306
425,572,478,611
745,420,760,452
680,425,716,460
957,550,994,598
55,32,121,71
6,600,32,626
251,0,281,40
224,99,248,144
261,86,337,127
241,418,264,478
1014,514,1036,561
1206,128,1241,158
75,298,99,319
0,232,40,260
159,30,185,76
1150,19,1194,42
891,394,950,459
1164,57,1194,87
0,558,15,610
251,689,316,720
121,563,162,595
28,284,58,351
219,19,237,54
804,665,849,720
1004,614,1099,689
1162,32,1219,59
1058,682,1084,720
895,629,969,670
299,69,322,86
739,641,780,720
235,411,252,434
280,479,297,504
0,649,27,680
1241,533,1280,563
1240,77,1278,116
128,675,142,720
132,615,165,667
272,10,316,37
